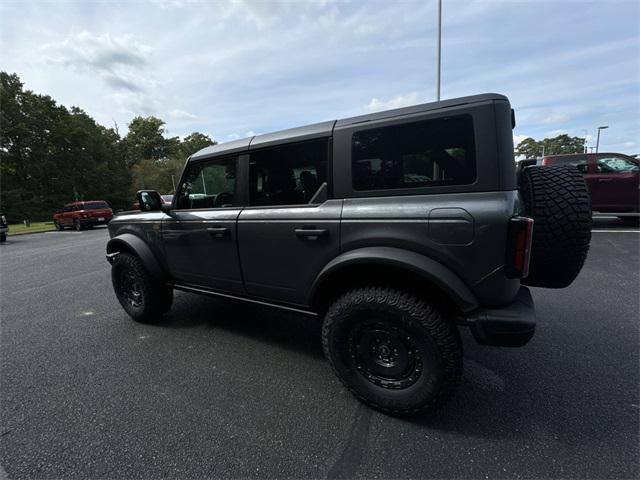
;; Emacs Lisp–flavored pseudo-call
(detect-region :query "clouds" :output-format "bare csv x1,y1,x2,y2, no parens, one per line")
366,93,420,113
41,32,151,93
0,0,637,153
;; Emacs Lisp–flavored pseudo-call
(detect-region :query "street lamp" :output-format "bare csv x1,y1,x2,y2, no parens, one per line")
595,126,608,153
435,0,442,101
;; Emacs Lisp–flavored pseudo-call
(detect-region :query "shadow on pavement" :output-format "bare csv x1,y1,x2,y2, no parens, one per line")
161,293,324,359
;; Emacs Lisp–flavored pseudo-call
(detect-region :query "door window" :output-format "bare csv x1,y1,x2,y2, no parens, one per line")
248,139,328,206
176,157,237,209
596,157,639,173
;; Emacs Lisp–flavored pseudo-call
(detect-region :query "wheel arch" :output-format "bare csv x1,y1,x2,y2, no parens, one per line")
309,247,479,316
106,233,166,280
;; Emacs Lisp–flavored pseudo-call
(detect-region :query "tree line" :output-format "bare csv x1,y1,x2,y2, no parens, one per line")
515,134,586,159
0,72,215,222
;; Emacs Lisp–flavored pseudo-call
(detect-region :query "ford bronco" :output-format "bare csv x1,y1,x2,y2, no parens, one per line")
106,93,591,415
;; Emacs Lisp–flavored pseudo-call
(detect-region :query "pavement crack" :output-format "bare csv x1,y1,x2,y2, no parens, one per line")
326,403,372,479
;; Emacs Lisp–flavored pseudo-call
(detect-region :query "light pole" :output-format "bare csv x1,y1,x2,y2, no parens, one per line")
595,125,608,153
435,0,442,101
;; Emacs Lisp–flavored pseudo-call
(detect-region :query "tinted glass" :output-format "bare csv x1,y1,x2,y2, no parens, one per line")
249,139,328,206
352,115,476,191
84,202,109,210
177,157,236,209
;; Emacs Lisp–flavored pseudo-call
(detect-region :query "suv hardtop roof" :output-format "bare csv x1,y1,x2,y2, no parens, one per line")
190,93,507,162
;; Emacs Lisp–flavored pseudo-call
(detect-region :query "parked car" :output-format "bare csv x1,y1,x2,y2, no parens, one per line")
542,153,639,221
0,213,8,242
53,201,114,231
106,93,591,415
131,194,174,211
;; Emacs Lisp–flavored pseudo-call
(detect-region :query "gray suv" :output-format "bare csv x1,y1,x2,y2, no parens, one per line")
106,93,591,415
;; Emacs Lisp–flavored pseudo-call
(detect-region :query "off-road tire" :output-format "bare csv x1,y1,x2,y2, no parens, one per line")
73,219,83,231
322,287,462,416
519,165,591,288
111,252,173,323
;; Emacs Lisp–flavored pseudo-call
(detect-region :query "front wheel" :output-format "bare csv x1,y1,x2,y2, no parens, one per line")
322,287,462,416
73,219,83,231
0,233,6,242
111,252,173,323
54,221,63,231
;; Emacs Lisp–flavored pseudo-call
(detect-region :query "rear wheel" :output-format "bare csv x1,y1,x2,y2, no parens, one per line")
0,233,6,242
111,252,173,323
322,287,462,416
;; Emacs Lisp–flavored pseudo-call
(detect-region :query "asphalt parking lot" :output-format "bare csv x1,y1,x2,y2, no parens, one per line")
1,219,638,479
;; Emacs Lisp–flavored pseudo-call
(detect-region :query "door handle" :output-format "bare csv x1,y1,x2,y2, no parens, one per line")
598,178,613,183
295,228,328,239
207,227,230,238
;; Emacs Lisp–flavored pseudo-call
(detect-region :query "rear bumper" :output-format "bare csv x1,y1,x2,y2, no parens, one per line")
80,217,112,226
465,286,536,347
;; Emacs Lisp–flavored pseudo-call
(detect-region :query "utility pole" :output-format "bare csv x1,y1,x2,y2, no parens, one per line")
595,125,609,153
435,0,442,101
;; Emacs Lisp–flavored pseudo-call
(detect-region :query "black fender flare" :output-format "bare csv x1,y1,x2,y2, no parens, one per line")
106,233,166,280
308,246,479,313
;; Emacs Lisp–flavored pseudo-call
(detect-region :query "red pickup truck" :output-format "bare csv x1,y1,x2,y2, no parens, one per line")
53,201,114,231
542,152,639,221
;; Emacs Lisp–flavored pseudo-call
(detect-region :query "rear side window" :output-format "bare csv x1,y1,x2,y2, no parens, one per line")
352,115,476,191
249,139,328,206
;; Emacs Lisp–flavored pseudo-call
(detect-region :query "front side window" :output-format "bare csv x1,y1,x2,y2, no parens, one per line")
597,156,639,173
248,139,328,206
177,157,236,209
352,115,476,191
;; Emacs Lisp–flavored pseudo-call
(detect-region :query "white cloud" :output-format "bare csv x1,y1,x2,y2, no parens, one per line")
530,113,569,125
170,109,197,120
41,31,152,93
513,134,530,146
365,92,420,112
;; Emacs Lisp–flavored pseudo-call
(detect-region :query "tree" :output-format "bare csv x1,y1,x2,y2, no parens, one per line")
516,134,586,158
122,116,178,166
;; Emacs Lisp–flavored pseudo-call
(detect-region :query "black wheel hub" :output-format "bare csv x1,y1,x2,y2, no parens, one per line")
348,318,423,390
118,269,143,308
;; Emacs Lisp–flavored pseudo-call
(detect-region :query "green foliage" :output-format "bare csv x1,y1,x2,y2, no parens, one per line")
0,71,217,220
516,134,586,158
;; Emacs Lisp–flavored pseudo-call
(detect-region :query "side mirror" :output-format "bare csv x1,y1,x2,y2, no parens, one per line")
136,190,163,212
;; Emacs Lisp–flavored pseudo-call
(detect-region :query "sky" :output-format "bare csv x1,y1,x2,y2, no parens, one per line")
1,0,638,153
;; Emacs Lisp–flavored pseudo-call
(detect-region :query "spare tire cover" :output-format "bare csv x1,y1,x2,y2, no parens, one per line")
519,165,592,288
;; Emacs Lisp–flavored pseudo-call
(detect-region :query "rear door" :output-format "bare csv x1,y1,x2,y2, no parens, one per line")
237,138,341,305
591,154,640,212
162,155,245,293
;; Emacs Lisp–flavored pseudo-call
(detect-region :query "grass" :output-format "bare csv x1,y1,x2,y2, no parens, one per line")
8,221,56,235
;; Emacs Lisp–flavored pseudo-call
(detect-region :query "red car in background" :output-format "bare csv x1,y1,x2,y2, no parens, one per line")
53,201,114,231
542,152,639,221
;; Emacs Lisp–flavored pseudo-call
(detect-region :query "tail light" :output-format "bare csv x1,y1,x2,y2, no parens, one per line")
505,216,534,278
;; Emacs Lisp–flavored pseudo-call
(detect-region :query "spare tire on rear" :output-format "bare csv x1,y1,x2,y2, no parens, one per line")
519,165,591,288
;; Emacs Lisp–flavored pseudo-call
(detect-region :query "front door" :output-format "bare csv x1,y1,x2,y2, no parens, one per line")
237,138,341,305
590,154,640,212
163,155,244,293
